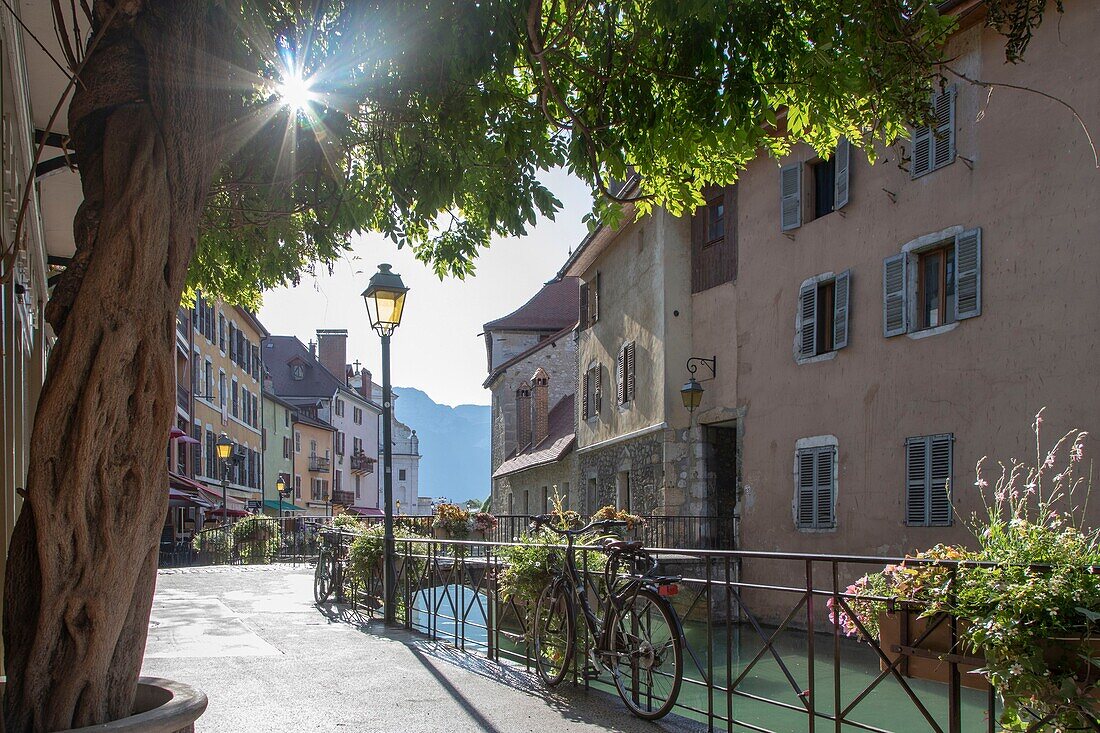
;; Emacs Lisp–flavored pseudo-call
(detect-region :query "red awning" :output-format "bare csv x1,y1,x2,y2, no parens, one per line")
169,472,246,511
168,487,214,509
347,507,384,517
206,507,249,518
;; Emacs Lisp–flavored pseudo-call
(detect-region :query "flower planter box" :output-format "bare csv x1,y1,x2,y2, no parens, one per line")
877,608,989,691
0,677,207,732
431,526,485,541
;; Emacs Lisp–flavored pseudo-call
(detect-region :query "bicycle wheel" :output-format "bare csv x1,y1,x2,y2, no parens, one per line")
533,582,575,686
609,587,684,720
314,551,333,604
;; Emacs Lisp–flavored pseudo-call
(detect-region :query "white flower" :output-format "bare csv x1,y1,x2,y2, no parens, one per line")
1010,663,1024,676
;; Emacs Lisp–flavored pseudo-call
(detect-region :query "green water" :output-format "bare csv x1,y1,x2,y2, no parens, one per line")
412,585,994,732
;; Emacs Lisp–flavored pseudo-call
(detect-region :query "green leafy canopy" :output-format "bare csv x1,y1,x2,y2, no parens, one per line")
189,0,1056,307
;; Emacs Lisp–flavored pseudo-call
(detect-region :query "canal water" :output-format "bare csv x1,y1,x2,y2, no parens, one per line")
411,585,994,732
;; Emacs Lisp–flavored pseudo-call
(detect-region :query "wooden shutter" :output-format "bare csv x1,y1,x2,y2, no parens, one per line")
932,86,956,171
625,341,636,402
833,269,851,350
929,434,953,526
834,138,850,210
591,272,601,324
616,347,626,405
797,282,817,359
796,449,816,528
580,365,589,416
905,437,929,525
594,364,602,414
910,124,933,178
579,281,589,330
954,228,982,320
692,186,738,293
780,162,802,231
883,253,907,337
815,447,835,528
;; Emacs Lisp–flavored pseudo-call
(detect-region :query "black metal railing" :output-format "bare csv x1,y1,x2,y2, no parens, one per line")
488,514,737,549
341,538,1095,733
162,517,334,568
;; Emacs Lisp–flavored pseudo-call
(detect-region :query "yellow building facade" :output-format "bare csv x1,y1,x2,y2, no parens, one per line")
291,413,335,516
186,294,269,514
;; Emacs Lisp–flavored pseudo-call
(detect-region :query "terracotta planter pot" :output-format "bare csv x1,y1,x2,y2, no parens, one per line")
877,608,989,691
1043,635,1100,697
0,677,207,732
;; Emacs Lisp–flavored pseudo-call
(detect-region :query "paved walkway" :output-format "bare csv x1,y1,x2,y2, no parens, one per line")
143,564,703,732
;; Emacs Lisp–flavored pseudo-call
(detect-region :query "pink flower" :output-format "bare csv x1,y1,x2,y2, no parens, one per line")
975,477,989,488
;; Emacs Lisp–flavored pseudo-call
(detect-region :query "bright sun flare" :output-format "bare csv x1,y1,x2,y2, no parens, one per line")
277,73,316,112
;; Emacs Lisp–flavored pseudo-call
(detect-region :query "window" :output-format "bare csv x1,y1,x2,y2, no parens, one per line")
231,378,239,418
883,228,981,337
906,434,953,526
353,407,362,425
310,439,317,456
911,86,955,179
796,271,851,361
251,395,258,428
218,373,226,407
399,469,407,481
229,323,237,361
283,436,290,459
616,342,636,405
192,425,202,475
218,314,226,351
284,409,290,428
579,272,601,329
692,186,737,293
291,364,304,380
294,475,301,499
616,471,631,512
780,139,849,232
204,361,213,400
355,475,361,498
581,363,601,420
335,399,344,418
336,432,345,455
294,431,301,453
795,444,836,530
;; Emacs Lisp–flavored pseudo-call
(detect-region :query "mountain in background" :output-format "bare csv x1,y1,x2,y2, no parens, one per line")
392,387,490,504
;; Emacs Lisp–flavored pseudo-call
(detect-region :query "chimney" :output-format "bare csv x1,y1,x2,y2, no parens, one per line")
316,329,348,383
515,382,532,450
308,339,317,358
359,368,373,400
532,368,550,446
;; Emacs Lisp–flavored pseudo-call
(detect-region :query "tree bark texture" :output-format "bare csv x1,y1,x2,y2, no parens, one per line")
3,1,231,730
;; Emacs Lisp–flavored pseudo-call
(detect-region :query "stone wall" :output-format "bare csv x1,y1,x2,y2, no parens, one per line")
575,428,692,516
492,453,578,515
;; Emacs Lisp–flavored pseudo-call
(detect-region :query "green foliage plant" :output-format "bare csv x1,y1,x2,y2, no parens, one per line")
830,411,1099,730
230,516,279,564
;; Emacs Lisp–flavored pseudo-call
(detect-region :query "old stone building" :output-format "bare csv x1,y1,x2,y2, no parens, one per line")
483,279,579,514
558,198,705,520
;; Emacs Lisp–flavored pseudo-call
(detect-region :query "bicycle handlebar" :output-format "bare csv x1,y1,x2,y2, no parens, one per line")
529,514,627,536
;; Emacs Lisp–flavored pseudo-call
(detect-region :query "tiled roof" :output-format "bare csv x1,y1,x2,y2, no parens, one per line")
262,335,344,400
492,394,575,479
483,278,580,332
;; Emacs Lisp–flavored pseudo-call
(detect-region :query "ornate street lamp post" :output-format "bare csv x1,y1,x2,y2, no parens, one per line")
215,433,235,520
362,263,409,625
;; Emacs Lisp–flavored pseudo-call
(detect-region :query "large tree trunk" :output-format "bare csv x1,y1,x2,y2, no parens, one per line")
3,2,231,730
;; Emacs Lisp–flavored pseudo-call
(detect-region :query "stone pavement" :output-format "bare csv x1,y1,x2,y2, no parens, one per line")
144,564,704,732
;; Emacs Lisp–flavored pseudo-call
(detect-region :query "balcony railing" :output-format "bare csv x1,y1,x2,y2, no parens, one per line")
332,490,355,506
308,455,331,472
350,453,375,474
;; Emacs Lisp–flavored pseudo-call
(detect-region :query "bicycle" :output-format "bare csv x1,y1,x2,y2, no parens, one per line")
528,514,685,720
313,528,348,604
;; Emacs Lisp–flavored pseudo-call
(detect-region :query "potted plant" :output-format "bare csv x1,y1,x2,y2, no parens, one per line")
589,505,647,540
831,412,1100,729
432,503,472,540
471,511,499,541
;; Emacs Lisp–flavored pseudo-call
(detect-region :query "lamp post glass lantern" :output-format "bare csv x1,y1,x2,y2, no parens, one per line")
363,263,409,624
681,377,704,413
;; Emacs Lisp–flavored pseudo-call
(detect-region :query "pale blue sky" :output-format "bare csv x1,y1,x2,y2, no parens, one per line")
258,169,591,407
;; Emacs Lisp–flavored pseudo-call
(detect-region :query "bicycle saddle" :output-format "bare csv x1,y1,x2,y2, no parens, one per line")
602,539,644,552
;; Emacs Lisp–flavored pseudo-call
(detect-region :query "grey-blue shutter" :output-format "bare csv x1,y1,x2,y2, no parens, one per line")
833,269,851,350
905,437,928,525
797,449,816,528
798,282,817,359
883,253,908,337
581,368,590,419
815,447,835,528
932,87,956,171
954,228,981,320
910,123,933,179
780,162,802,231
616,346,626,405
929,434,953,526
834,138,850,210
